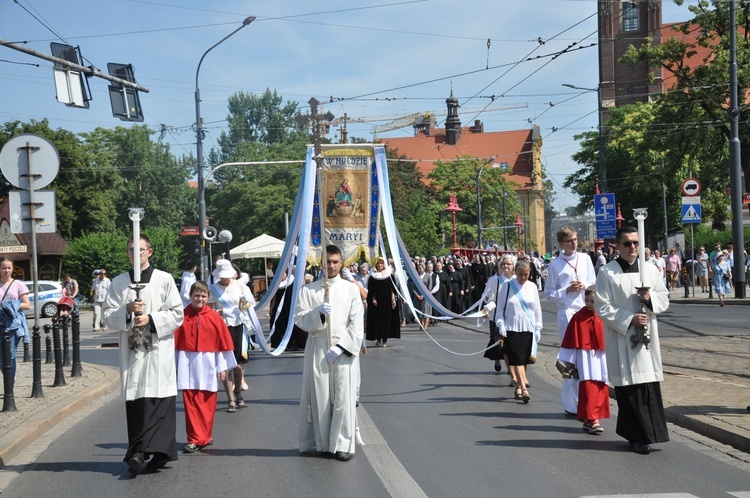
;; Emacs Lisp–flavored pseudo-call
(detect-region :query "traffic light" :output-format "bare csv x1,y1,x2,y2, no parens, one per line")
50,43,92,109
107,63,144,122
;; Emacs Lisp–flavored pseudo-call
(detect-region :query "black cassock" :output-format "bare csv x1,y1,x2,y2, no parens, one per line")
269,283,307,350
366,275,401,342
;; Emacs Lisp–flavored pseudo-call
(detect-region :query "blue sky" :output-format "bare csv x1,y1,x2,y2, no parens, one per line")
1,0,693,210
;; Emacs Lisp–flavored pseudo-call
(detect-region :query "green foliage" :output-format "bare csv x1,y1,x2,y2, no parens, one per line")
428,156,521,248
63,227,185,283
605,1,750,226
145,226,184,278
686,223,750,253
215,89,308,164
62,232,130,282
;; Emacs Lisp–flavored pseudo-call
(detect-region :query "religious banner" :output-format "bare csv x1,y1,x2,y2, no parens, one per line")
309,144,380,265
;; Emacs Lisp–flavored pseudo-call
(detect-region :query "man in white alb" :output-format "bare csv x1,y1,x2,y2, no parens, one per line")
544,227,596,414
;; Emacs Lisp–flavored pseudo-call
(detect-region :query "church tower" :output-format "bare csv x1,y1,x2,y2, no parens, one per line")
598,0,663,112
445,89,461,145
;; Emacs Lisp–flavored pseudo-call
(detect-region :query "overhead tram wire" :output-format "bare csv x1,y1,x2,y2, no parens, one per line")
456,7,606,128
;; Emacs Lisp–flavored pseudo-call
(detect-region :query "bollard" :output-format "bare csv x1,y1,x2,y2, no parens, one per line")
52,318,66,387
23,341,30,362
684,267,690,298
71,310,82,377
44,323,53,364
62,315,70,367
2,328,17,412
31,324,44,398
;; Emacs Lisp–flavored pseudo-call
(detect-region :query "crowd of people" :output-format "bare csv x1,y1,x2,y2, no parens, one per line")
53,225,745,475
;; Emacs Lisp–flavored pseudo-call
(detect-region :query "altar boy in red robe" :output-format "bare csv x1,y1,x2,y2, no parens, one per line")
557,286,610,434
175,281,237,453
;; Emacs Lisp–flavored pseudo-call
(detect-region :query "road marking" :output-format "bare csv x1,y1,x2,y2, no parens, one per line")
581,494,700,497
357,406,428,498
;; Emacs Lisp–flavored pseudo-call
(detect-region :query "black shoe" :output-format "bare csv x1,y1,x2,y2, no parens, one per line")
633,441,653,454
494,363,502,372
334,451,353,461
127,452,144,474
145,454,171,471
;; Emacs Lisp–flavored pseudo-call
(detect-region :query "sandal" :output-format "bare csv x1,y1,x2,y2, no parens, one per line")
236,395,245,408
521,389,530,403
227,400,236,413
514,387,523,399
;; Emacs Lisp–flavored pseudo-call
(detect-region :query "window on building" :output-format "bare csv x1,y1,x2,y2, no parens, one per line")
622,1,638,32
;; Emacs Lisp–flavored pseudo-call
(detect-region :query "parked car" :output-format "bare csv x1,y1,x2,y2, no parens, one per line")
22,280,64,318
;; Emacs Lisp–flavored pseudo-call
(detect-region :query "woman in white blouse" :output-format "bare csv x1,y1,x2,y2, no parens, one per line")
495,260,543,403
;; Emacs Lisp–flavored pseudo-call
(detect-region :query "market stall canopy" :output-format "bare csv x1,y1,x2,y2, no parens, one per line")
230,233,286,259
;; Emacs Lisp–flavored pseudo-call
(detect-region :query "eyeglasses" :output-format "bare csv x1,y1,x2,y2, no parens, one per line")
620,241,639,248
127,247,149,255
561,238,577,243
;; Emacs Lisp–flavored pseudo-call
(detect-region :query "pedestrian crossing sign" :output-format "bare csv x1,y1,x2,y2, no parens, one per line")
681,203,701,223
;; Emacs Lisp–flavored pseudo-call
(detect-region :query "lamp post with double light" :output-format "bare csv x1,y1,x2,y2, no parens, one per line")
196,16,255,280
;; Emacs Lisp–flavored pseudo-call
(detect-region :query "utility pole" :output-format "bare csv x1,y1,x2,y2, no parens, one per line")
728,1,746,297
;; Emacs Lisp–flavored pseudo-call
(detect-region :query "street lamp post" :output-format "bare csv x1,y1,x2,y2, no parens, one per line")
475,156,496,251
562,83,606,192
196,16,255,281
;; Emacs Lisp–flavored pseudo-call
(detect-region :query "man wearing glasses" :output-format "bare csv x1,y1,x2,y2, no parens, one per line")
544,227,596,414
595,225,670,454
103,235,184,474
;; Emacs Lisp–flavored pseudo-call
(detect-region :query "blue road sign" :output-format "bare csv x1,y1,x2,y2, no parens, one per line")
594,193,616,220
596,219,616,239
682,203,701,223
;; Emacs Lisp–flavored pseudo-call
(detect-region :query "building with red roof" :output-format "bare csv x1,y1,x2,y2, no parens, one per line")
378,92,547,254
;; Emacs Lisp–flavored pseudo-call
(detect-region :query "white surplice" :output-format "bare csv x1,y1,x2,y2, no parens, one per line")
103,267,184,401
294,275,364,454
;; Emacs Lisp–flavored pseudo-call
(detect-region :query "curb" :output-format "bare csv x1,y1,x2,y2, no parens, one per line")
664,406,750,454
0,363,120,469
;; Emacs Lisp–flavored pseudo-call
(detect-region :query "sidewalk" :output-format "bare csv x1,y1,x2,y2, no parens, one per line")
667,283,750,304
0,348,120,468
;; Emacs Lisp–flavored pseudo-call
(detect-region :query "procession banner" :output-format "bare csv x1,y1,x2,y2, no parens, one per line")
309,144,380,266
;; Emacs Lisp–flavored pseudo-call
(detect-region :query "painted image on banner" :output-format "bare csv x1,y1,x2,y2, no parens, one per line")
324,170,368,228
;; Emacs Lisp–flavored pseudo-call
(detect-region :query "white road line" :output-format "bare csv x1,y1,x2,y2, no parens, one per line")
581,494,700,498
357,406,428,498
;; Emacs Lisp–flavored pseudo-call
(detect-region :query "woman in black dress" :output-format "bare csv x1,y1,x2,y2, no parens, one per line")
366,257,400,347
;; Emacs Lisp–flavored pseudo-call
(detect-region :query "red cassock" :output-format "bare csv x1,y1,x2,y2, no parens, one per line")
562,307,610,422
561,307,605,351
175,305,235,446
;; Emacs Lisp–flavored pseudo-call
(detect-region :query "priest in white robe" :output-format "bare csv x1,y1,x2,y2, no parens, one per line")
595,225,670,455
544,227,596,413
103,234,184,474
294,245,364,462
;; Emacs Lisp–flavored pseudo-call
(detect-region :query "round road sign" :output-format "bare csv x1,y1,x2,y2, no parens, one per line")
0,133,60,189
681,178,701,196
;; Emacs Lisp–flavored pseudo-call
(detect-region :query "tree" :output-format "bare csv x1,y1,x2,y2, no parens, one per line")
75,126,195,237
214,89,309,165
566,100,730,242
618,1,750,221
383,150,442,257
428,156,521,249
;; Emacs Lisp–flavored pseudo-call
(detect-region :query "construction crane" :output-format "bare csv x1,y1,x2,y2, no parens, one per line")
371,102,528,136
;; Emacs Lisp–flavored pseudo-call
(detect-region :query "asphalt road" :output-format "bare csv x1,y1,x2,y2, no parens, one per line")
3,309,749,498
